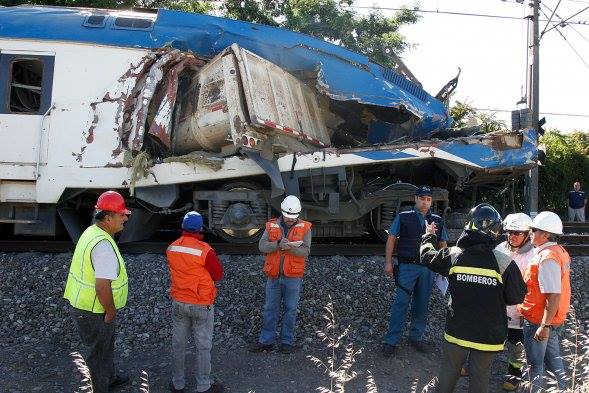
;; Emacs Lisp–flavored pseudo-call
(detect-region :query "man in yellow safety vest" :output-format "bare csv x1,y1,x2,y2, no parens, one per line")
63,190,131,393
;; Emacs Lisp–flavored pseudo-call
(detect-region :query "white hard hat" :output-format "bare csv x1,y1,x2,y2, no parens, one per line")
281,195,301,218
504,213,532,232
530,211,563,236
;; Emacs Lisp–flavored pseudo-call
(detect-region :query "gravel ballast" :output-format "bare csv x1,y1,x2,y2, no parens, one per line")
1,251,588,392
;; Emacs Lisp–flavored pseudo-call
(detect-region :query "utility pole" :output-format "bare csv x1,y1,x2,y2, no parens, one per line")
524,0,540,218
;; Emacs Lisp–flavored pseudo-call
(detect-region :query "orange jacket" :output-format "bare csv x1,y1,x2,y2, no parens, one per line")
518,244,571,326
263,218,312,278
166,235,216,305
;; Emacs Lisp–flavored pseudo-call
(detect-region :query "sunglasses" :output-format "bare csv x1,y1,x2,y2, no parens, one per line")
507,231,527,236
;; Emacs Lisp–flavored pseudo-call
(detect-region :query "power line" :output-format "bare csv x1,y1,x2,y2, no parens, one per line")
473,107,589,117
345,5,589,26
539,4,589,69
543,2,589,43
543,5,589,34
541,0,563,37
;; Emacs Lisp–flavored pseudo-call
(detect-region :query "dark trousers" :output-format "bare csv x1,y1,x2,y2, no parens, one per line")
434,341,497,393
70,307,116,393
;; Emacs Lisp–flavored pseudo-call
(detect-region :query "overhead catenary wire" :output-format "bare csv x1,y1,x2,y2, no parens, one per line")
542,5,589,34
543,2,589,44
473,107,589,117
541,0,563,37
344,5,589,26
539,4,589,69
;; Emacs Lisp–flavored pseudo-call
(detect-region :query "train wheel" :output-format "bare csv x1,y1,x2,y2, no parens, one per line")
370,183,417,242
212,182,267,243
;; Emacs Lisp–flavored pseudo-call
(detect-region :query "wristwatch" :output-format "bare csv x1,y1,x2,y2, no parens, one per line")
540,324,552,330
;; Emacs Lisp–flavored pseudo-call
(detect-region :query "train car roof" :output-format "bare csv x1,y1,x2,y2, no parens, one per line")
0,5,451,132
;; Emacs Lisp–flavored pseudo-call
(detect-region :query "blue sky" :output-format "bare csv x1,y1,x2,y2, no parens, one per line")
354,0,589,132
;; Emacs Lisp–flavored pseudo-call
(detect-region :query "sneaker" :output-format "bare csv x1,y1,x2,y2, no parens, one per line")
502,375,520,391
460,367,469,377
201,381,224,393
248,342,274,353
279,344,294,354
409,340,429,354
109,372,130,389
381,343,397,357
169,380,185,393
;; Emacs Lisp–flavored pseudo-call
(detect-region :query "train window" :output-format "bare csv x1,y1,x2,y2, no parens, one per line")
10,59,43,113
113,17,154,30
83,14,107,28
0,54,55,115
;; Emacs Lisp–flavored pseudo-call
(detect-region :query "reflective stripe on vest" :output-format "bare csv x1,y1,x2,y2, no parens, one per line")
449,266,503,284
63,225,128,313
444,332,504,352
519,244,571,325
167,245,203,257
166,236,216,305
263,218,312,278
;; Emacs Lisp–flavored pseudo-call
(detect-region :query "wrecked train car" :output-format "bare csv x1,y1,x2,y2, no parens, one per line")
0,6,538,243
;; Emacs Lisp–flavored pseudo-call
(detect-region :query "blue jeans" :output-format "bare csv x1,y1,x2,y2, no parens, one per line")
384,263,435,345
522,320,567,392
259,276,303,346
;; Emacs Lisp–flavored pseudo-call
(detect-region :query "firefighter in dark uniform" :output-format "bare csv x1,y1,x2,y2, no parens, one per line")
419,203,527,393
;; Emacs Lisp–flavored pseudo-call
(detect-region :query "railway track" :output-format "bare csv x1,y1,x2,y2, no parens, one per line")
2,222,589,256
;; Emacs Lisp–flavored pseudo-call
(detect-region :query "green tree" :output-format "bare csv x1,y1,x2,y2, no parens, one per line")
449,101,507,133
538,130,589,213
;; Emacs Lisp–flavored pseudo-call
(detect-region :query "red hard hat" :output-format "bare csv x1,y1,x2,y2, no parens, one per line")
95,191,131,215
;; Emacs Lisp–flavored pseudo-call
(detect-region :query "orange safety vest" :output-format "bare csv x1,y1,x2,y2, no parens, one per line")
518,244,571,326
166,235,216,305
263,218,312,279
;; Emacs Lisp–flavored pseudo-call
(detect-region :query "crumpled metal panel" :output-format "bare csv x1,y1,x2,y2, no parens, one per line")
87,49,206,155
1,6,452,137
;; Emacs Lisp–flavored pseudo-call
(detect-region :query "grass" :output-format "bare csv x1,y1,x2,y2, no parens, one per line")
308,295,376,393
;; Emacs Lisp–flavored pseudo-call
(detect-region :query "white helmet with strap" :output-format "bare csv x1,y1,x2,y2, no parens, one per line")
529,211,563,236
281,195,302,218
504,213,532,231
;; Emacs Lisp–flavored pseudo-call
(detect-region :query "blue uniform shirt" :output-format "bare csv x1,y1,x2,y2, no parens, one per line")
389,207,449,241
568,190,586,209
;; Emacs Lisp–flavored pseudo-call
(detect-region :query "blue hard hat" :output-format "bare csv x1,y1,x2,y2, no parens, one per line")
182,211,203,232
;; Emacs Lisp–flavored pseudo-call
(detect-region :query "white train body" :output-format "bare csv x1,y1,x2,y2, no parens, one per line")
0,6,537,242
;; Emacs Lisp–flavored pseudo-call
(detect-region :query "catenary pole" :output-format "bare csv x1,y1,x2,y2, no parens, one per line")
525,0,540,218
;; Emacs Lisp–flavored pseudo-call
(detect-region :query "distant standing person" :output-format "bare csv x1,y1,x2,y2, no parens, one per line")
567,181,586,222
167,211,224,393
63,191,131,393
382,185,448,357
250,195,312,354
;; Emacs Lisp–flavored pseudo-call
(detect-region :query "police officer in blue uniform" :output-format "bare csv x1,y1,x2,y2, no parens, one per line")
382,185,449,356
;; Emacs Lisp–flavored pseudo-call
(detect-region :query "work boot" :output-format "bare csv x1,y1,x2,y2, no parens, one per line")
279,344,294,354
409,340,429,354
381,343,397,358
201,381,224,393
169,380,185,393
109,371,130,389
502,375,520,391
248,342,274,353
